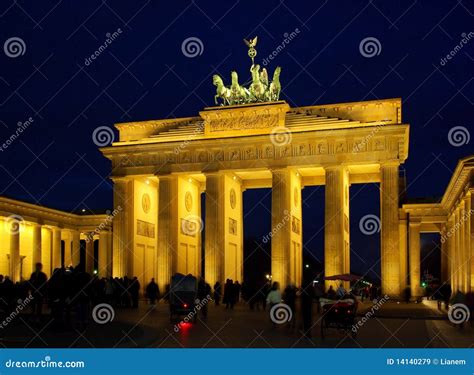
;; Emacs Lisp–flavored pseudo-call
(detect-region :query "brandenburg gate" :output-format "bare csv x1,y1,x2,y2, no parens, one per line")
0,40,471,298
101,97,409,296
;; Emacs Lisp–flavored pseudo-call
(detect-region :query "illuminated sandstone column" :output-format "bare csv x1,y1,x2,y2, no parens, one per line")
271,169,302,288
107,231,113,277
85,235,94,274
52,227,62,270
409,220,421,297
324,166,350,290
454,207,461,292
204,172,244,286
63,235,72,267
157,175,176,292
9,225,20,282
463,195,471,293
380,163,401,296
399,213,408,292
440,226,449,284
72,230,81,267
471,193,474,291
98,231,110,277
112,178,133,277
448,215,455,290
204,172,225,287
32,223,42,271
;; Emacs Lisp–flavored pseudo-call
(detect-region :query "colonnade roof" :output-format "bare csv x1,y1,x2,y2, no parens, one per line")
0,196,110,232
401,155,474,226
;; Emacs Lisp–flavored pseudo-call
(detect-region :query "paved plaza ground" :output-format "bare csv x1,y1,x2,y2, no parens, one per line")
0,299,472,349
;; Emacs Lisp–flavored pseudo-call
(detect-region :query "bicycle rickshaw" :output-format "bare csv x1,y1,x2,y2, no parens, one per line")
320,274,360,339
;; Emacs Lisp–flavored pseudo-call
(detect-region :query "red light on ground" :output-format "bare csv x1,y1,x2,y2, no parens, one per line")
183,303,188,308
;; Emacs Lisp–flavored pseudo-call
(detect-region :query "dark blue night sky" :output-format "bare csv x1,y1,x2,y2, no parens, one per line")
1,1,472,279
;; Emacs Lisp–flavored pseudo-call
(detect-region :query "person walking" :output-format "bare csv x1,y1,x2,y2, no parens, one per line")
28,262,48,323
301,277,315,339
130,276,140,309
283,283,297,330
213,281,221,306
266,282,282,324
146,278,160,305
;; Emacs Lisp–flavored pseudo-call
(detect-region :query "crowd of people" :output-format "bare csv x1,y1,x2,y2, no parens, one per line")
1,264,472,337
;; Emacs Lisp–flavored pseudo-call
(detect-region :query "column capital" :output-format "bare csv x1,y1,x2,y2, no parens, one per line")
380,160,400,168
110,176,134,183
156,173,177,180
409,219,422,227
